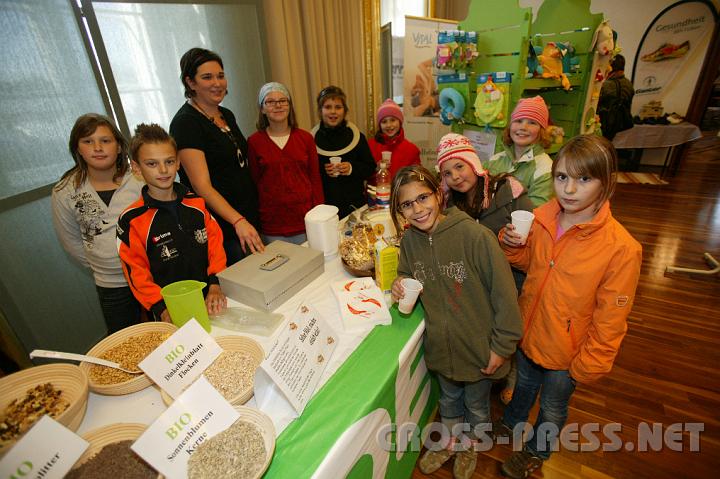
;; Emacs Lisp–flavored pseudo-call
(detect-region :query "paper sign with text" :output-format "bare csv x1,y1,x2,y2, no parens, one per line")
463,128,497,162
131,376,239,479
256,302,337,414
139,318,222,398
0,415,89,479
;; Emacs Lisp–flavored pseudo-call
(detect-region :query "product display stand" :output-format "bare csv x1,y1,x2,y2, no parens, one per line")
441,0,605,151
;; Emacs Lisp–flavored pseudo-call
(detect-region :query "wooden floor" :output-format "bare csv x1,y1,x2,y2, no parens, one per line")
412,133,720,479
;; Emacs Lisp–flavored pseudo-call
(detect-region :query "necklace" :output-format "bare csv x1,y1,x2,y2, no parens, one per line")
190,100,245,167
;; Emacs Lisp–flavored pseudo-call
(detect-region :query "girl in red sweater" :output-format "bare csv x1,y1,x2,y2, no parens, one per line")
248,82,324,244
368,99,421,180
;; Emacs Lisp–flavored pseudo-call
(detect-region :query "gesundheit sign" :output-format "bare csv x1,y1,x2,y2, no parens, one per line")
632,0,717,116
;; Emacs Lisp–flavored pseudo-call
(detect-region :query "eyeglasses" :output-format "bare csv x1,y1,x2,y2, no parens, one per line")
264,98,289,108
399,192,435,213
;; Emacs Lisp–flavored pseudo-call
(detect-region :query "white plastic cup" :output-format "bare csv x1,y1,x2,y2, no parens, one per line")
511,210,535,244
381,151,392,162
330,156,341,176
399,278,423,314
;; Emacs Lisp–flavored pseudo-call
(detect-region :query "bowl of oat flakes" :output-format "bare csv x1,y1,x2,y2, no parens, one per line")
0,363,88,454
80,322,177,395
160,335,264,406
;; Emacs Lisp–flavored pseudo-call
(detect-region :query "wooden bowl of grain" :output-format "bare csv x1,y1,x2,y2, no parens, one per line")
0,364,89,454
69,423,158,478
74,423,146,466
160,335,264,406
80,322,177,396
187,405,275,479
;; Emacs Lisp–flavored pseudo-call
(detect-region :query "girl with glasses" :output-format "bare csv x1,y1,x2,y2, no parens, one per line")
248,82,324,245
389,164,522,479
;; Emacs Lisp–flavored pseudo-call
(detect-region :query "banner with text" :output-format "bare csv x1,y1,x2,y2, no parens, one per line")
632,1,716,116
403,16,457,170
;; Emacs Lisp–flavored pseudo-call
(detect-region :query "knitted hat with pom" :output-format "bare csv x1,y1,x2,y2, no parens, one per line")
376,99,404,125
436,133,490,209
511,96,549,129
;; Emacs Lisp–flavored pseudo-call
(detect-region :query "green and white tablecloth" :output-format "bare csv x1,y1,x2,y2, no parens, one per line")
265,304,439,478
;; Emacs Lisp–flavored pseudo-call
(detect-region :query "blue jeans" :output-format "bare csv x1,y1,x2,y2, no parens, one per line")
95,285,143,334
502,349,576,459
262,233,307,245
437,373,493,439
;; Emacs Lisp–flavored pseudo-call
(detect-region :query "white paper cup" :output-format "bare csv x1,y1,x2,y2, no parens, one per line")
381,151,392,162
399,278,423,314
330,156,341,176
511,210,534,244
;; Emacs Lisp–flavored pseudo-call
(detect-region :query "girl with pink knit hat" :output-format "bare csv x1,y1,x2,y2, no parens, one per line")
368,99,421,180
484,96,554,206
436,133,533,237
438,133,533,408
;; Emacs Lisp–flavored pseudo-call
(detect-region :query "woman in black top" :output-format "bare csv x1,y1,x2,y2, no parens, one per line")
312,86,376,218
169,48,263,264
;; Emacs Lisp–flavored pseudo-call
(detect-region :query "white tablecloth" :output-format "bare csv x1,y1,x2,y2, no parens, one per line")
77,252,379,436
612,122,701,149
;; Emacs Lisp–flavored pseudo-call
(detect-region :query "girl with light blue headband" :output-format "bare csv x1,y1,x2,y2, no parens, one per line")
248,82,325,244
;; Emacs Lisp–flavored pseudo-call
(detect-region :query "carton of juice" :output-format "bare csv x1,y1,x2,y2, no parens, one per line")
374,240,399,294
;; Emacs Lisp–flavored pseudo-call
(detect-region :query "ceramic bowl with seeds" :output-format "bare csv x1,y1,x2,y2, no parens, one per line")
160,335,264,406
0,364,88,454
187,405,275,479
80,322,178,395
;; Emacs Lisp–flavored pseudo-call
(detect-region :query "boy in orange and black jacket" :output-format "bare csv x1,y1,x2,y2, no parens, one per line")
117,124,227,322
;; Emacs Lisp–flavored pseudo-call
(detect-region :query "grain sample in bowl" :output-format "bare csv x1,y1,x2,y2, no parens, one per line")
160,335,264,407
0,383,68,448
204,351,258,401
89,331,171,385
187,420,266,479
66,440,156,479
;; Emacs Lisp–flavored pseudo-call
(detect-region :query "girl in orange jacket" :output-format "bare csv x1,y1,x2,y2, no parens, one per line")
495,135,642,479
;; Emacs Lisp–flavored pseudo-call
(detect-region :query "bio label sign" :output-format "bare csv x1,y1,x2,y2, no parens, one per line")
139,318,222,398
131,376,239,479
0,415,88,479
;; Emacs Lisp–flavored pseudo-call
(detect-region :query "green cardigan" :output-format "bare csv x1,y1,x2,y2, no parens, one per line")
484,143,554,206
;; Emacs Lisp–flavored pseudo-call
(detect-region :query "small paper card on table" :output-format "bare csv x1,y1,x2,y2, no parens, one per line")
139,318,222,399
254,302,338,417
131,376,239,479
0,415,89,479
331,277,392,331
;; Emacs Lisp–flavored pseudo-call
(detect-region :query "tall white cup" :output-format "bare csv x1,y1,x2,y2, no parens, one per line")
398,278,423,314
330,156,341,176
511,210,535,244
